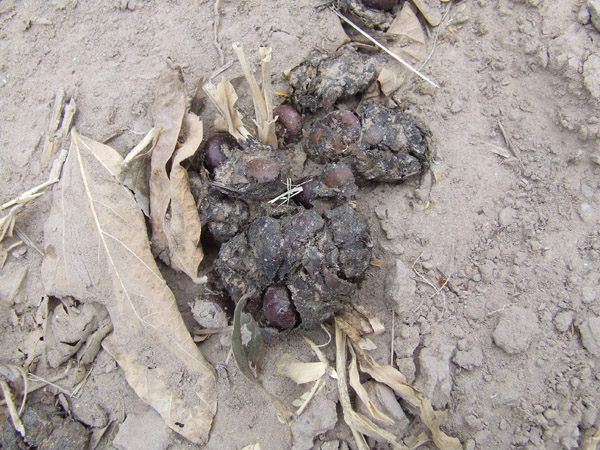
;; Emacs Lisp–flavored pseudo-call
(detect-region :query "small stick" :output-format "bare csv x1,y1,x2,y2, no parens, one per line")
15,226,43,256
390,310,395,367
332,8,440,89
497,119,524,169
212,0,225,65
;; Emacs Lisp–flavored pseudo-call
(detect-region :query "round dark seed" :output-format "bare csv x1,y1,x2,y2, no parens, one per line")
274,104,302,143
263,284,298,330
295,177,319,208
203,133,238,173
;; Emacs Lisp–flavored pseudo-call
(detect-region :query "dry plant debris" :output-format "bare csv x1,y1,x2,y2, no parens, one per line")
41,130,216,444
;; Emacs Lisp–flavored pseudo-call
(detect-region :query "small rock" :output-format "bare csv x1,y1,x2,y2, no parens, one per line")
584,54,600,101
394,325,420,357
554,310,574,332
70,400,108,428
190,297,229,329
578,202,598,223
581,404,598,429
449,100,463,114
385,259,416,311
113,409,171,450
464,439,476,450
492,307,540,354
321,441,340,450
357,382,409,436
475,429,491,444
453,346,484,370
414,341,455,408
498,206,518,227
291,397,338,450
578,317,600,356
395,357,416,384
465,414,484,431
589,0,600,31
582,286,597,304
578,4,591,24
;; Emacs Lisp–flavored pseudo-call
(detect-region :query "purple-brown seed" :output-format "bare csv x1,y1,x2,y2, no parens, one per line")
274,104,302,143
362,0,398,11
295,177,319,208
263,284,298,330
323,164,355,189
203,134,238,173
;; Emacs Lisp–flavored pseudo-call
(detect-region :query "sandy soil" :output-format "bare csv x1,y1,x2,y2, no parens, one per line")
1,0,599,449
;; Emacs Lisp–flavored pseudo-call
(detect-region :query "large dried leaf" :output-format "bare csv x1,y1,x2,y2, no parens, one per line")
150,65,186,256
164,114,204,282
41,130,217,445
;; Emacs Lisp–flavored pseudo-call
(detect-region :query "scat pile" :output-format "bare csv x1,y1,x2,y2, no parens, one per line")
195,46,431,331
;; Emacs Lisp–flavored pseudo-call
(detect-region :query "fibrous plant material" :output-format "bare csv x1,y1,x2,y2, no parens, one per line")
41,130,217,444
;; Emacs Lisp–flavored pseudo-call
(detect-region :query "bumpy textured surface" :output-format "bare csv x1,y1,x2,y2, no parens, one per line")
216,205,371,328
289,48,378,112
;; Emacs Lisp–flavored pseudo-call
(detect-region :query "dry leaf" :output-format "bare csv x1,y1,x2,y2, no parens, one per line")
277,354,328,384
41,130,217,444
120,127,160,218
411,0,443,27
387,2,426,44
150,64,186,257
164,114,204,282
204,77,251,141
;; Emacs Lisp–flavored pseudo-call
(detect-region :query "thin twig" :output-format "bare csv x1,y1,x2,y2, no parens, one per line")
332,7,440,89
27,374,73,398
497,118,525,169
390,310,395,367
14,227,43,256
419,1,453,70
212,0,225,65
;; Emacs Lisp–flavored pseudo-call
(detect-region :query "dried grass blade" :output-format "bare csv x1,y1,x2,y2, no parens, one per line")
352,343,462,450
348,344,394,424
232,43,277,148
335,320,412,450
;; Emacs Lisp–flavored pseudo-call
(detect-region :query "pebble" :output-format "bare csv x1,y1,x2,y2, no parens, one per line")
498,206,518,227
414,342,455,408
384,259,417,311
578,202,598,223
583,54,600,102
394,325,420,357
492,307,540,354
113,409,171,450
582,286,597,304
578,317,600,356
475,429,491,444
453,346,484,370
291,397,338,450
553,310,574,332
